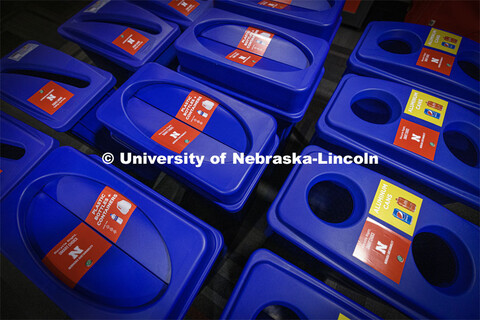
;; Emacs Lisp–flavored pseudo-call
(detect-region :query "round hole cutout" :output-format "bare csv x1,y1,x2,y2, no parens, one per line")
256,305,301,320
308,181,354,224
443,124,479,167
351,90,402,124
379,39,412,54
412,232,457,287
457,51,480,81
377,30,423,54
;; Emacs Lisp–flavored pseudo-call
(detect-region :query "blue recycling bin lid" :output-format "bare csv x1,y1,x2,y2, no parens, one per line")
58,0,181,72
316,74,480,209
221,249,380,320
268,145,480,319
1,146,223,319
132,0,213,30
0,112,58,200
347,21,480,112
97,63,278,212
175,8,329,116
0,41,115,131
214,0,344,43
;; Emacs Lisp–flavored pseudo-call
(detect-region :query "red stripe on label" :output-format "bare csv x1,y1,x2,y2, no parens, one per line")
175,91,218,131
27,81,74,115
151,118,201,153
42,223,111,288
237,27,274,56
85,186,137,243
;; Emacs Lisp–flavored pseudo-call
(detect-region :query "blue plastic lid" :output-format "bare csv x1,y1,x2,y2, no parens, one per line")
0,112,58,200
0,41,115,131
1,146,223,318
221,249,380,319
348,22,480,112
175,8,329,115
132,0,213,29
58,0,181,72
268,145,480,319
97,63,278,212
215,0,344,42
316,74,479,209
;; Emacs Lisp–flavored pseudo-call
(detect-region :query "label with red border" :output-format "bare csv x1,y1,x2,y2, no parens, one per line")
27,81,74,115
416,48,455,76
258,0,288,9
151,119,201,153
85,186,137,243
42,223,111,288
237,27,274,56
226,49,262,67
353,218,411,284
168,0,199,16
175,91,218,131
394,119,439,161
112,28,149,55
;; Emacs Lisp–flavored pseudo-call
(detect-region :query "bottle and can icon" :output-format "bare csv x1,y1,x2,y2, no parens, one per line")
111,213,123,225
426,101,444,111
444,36,457,44
424,108,441,119
396,197,416,212
442,42,456,49
393,208,413,225
197,110,208,118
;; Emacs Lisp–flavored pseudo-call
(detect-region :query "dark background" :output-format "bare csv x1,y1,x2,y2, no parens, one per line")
1,1,478,319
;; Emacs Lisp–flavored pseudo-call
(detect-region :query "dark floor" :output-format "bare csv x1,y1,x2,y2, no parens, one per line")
0,1,478,320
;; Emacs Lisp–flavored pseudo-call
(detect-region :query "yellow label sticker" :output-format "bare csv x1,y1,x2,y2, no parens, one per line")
369,180,423,236
424,28,462,55
404,89,448,127
338,313,351,320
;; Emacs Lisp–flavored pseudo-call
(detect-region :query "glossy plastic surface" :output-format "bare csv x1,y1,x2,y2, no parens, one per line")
221,249,380,320
0,112,58,200
268,145,480,319
97,63,278,212
316,74,480,208
175,9,329,115
1,146,223,319
58,0,180,72
347,22,480,112
0,41,115,131
214,0,344,43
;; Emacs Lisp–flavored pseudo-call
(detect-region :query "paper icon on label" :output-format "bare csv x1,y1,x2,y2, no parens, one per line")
202,100,214,110
117,200,132,215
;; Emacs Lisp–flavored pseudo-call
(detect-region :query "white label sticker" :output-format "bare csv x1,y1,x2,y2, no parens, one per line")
8,43,39,62
85,0,111,13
